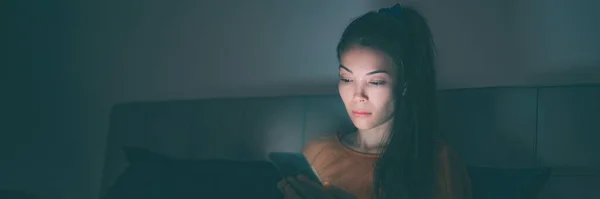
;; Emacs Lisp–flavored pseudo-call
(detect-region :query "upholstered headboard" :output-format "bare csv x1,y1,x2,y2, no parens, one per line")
101,84,600,198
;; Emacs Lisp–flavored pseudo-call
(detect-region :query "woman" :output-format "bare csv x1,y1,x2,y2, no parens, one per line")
277,4,472,199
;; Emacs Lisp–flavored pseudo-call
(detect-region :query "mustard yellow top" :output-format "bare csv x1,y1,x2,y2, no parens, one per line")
303,136,473,199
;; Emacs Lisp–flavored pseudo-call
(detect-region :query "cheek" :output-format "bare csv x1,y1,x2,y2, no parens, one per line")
369,87,395,112
338,84,353,103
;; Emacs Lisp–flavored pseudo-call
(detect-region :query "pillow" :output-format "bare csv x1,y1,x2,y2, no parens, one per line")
0,190,37,199
103,147,282,199
467,166,552,199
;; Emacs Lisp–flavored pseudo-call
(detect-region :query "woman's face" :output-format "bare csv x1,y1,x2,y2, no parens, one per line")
338,46,397,130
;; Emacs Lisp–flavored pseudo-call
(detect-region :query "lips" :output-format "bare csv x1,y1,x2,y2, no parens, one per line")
351,110,372,117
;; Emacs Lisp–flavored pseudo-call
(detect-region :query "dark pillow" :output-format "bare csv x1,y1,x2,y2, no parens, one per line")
0,190,37,199
467,166,552,199
103,147,283,199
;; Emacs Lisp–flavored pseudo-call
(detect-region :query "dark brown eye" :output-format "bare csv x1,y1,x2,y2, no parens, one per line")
340,78,352,83
370,81,386,86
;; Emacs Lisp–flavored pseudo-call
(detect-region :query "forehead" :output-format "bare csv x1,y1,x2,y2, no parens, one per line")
339,47,396,74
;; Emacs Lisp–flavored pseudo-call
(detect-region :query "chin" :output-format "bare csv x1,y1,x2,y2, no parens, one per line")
350,119,378,130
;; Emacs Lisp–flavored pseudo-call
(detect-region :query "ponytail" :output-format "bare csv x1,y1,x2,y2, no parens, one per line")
371,5,438,199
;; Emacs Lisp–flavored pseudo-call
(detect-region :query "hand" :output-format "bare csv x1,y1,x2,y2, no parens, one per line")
277,175,357,199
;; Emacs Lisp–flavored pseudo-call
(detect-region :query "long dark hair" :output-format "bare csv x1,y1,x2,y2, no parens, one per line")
336,5,438,199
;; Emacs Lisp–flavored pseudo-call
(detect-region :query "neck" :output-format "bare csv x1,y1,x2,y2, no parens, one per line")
355,119,393,153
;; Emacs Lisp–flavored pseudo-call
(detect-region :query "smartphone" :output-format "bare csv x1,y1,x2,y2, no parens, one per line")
268,152,323,185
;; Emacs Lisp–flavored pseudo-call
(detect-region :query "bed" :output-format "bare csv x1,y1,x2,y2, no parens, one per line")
100,84,600,199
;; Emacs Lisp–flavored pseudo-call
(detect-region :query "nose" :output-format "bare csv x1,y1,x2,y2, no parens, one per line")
352,84,368,103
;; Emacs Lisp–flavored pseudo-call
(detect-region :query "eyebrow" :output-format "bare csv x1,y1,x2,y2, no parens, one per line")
339,65,390,75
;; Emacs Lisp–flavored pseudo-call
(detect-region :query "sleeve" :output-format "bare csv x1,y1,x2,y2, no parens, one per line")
436,144,473,199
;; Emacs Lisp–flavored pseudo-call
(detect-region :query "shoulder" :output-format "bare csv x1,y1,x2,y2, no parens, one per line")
434,138,462,162
302,136,338,163
433,138,468,181
433,138,473,199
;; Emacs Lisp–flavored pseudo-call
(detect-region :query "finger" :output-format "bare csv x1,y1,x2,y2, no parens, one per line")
286,176,317,198
277,179,287,192
298,174,340,197
282,182,303,199
278,179,301,197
